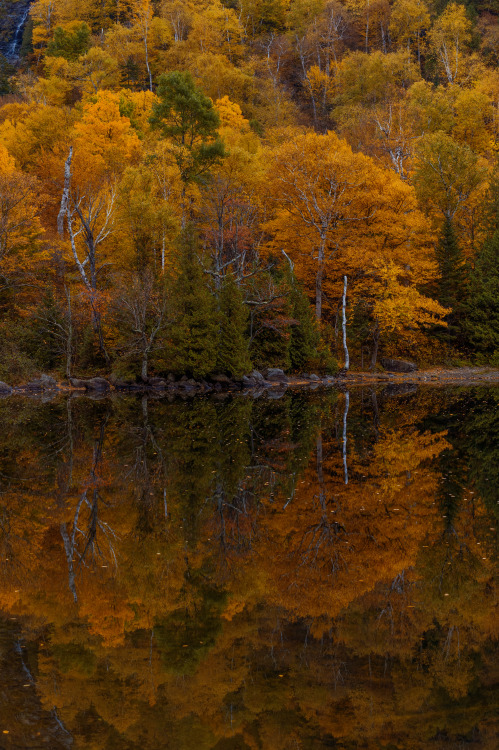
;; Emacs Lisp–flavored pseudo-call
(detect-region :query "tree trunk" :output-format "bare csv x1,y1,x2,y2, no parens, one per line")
315,241,325,320
91,300,109,365
144,29,153,91
141,352,148,381
343,391,349,485
58,148,73,237
342,275,349,370
65,286,72,379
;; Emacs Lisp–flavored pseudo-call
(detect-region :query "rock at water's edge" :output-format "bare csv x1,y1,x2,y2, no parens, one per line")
70,377,111,391
264,368,287,382
380,358,418,373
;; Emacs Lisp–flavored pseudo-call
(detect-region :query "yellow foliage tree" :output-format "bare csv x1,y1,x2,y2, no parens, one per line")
428,2,472,85
265,129,430,322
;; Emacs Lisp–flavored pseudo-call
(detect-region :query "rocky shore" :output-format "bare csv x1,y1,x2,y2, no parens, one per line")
1,364,499,399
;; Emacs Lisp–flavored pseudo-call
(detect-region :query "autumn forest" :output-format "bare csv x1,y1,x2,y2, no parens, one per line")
0,0,498,382
0,2,498,748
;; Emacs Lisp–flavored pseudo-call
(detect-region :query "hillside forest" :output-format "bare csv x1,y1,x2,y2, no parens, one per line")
0,0,499,382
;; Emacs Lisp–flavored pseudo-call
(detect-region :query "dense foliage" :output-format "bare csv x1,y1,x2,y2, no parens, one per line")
0,0,498,381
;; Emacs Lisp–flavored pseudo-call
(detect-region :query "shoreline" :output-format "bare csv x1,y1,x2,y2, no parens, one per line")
1,367,499,398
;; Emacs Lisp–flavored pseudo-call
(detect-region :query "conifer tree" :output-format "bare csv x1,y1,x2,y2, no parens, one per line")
168,228,219,379
149,71,225,223
464,230,499,356
288,272,320,371
217,273,251,378
434,217,468,342
481,160,499,236
46,23,91,61
248,270,292,372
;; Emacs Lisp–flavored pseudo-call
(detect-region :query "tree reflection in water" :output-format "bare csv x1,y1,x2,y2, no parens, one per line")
0,386,497,749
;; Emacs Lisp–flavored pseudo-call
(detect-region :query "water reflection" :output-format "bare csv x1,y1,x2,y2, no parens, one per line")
0,387,497,749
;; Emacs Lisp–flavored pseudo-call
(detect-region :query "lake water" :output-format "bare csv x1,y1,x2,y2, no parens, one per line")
0,386,497,749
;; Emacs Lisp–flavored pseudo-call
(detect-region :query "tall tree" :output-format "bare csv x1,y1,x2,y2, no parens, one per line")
287,269,321,372
167,228,219,379
414,132,485,223
149,71,225,224
428,2,472,85
266,129,425,322
216,273,252,378
433,217,468,344
464,230,499,357
113,270,168,380
464,170,499,356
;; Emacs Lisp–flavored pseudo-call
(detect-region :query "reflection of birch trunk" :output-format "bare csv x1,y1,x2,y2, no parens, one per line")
60,493,86,603
343,391,349,485
14,639,73,744
60,414,117,601
342,275,349,370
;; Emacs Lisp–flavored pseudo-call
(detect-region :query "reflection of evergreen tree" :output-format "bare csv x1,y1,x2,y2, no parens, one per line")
162,400,220,544
435,447,467,531
462,389,499,518
155,565,227,675
215,398,252,501
422,388,499,521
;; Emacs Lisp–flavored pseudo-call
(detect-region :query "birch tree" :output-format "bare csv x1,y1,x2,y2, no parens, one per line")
59,149,116,362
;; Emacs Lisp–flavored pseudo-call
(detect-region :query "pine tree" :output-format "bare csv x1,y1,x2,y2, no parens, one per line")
434,217,468,343
288,272,320,371
481,160,499,236
217,273,251,378
149,71,225,223
248,270,292,372
464,230,499,356
168,229,219,379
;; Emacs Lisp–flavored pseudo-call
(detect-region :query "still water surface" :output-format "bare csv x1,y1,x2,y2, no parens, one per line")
0,386,497,749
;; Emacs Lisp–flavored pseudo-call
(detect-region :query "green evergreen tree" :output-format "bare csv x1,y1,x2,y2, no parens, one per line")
149,72,225,223
248,272,292,372
434,217,468,343
0,54,14,95
217,273,251,378
481,159,499,236
288,272,320,371
30,289,67,371
46,23,91,61
19,18,33,59
464,230,499,356
168,229,219,379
